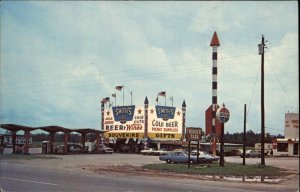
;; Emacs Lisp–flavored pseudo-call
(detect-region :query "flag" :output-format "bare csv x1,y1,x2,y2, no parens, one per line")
115,86,123,91
158,91,166,97
102,97,110,103
112,93,116,98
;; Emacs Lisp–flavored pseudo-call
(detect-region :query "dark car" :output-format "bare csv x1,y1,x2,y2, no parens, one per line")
240,150,261,158
159,151,205,164
55,143,83,154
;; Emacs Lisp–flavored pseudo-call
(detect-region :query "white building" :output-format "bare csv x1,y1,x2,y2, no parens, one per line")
273,113,299,156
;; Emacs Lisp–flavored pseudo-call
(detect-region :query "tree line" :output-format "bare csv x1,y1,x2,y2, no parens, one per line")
222,130,283,146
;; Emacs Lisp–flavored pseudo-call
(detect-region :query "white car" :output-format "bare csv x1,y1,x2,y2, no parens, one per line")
140,148,170,156
191,150,220,163
140,148,158,155
93,144,113,154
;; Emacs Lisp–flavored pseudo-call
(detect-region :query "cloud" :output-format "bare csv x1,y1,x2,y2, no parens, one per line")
1,1,298,135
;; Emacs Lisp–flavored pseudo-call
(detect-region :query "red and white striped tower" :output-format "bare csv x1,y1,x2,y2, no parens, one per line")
210,32,220,138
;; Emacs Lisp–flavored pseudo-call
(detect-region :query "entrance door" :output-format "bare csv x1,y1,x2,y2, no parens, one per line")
293,142,298,155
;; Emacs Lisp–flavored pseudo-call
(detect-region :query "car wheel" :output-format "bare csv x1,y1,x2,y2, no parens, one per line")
189,160,194,164
166,159,171,164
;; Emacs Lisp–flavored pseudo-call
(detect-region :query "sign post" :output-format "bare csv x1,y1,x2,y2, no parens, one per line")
216,104,230,167
186,128,202,168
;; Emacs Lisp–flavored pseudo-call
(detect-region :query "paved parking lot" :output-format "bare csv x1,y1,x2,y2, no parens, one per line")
225,156,299,172
2,148,299,172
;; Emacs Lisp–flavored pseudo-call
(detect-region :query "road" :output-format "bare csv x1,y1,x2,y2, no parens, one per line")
0,154,299,192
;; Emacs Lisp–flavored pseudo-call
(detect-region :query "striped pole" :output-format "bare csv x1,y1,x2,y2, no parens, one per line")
210,31,220,156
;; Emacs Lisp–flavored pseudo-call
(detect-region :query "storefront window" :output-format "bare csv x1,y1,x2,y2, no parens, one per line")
277,143,288,152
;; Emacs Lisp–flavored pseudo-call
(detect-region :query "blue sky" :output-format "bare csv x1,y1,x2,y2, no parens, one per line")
0,1,298,135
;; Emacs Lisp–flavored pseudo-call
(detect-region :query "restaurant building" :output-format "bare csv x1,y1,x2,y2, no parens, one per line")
272,112,299,156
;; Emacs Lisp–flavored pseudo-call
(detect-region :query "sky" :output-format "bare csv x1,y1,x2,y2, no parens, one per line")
0,1,298,135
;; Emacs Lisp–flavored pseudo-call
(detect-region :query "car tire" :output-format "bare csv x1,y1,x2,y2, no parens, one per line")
166,159,171,164
189,160,194,164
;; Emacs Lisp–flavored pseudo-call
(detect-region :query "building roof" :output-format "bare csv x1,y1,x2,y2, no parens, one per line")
1,124,105,134
0,124,37,132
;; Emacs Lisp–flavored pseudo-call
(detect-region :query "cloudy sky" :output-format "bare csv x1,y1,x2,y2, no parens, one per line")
0,1,298,135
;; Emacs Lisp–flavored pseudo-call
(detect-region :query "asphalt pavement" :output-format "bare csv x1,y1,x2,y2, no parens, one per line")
0,153,299,192
1,161,298,192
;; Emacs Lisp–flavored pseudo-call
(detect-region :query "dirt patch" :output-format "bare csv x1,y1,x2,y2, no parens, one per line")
83,165,298,185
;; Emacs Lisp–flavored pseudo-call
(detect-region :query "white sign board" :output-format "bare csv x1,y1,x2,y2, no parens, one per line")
103,105,145,138
284,113,299,139
148,106,182,140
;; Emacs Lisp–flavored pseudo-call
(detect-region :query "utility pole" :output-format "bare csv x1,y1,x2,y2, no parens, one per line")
243,104,246,166
258,35,265,166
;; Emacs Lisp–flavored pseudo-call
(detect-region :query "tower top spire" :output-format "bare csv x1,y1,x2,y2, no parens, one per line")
210,31,220,47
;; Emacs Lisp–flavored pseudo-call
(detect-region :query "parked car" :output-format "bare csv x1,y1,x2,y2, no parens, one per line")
68,144,83,154
99,144,113,154
227,149,243,156
93,144,113,154
156,149,171,155
191,150,220,163
159,151,205,164
240,150,261,158
55,143,83,154
140,148,156,155
140,148,170,156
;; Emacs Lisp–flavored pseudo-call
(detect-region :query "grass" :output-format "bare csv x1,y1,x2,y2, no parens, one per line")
0,154,60,160
143,162,290,176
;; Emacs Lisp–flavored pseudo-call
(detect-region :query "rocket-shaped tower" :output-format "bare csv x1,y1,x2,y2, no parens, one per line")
210,31,220,135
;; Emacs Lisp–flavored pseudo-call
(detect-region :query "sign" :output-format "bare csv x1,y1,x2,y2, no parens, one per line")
112,106,135,123
0,135,32,146
284,113,299,139
148,105,182,140
216,107,230,123
104,105,145,138
155,106,176,120
186,128,202,141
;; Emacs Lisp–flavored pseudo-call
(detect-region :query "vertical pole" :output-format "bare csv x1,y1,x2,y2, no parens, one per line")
12,132,16,154
144,97,149,149
130,91,133,105
96,133,100,153
114,93,117,106
188,140,191,168
23,130,30,155
243,104,247,165
50,132,55,154
182,101,186,140
101,101,104,131
260,35,265,166
122,85,125,106
82,133,86,153
197,140,200,164
219,123,224,166
64,132,69,155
